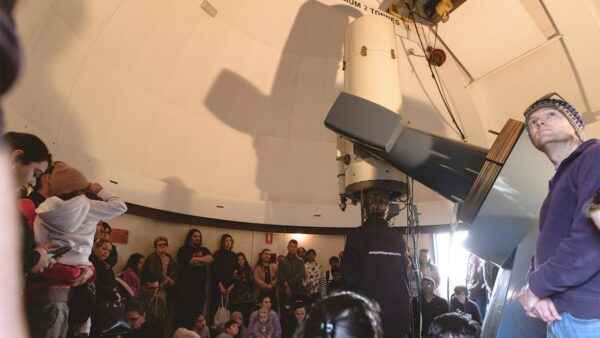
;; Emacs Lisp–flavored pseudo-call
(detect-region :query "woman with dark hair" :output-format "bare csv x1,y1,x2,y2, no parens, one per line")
294,291,383,338
90,239,120,336
210,234,237,322
253,249,278,313
248,294,281,338
120,253,145,296
4,132,80,338
232,252,255,324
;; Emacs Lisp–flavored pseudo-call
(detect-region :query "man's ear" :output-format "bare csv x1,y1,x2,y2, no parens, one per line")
10,149,23,165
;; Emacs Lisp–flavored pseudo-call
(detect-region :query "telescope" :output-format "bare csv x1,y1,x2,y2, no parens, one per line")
327,15,550,337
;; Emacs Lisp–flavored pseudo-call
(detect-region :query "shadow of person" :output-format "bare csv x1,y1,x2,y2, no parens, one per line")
205,1,361,205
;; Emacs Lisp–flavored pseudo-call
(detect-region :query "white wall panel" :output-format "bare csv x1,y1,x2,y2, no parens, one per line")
216,129,260,200
266,202,361,228
53,0,125,50
437,0,547,78
162,14,230,114
92,0,171,74
12,0,54,49
544,0,600,116
468,39,585,145
6,11,87,140
57,52,122,159
105,82,159,174
142,101,194,180
129,0,202,96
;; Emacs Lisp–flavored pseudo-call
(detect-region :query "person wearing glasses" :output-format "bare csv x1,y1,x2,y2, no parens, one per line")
124,299,163,338
518,93,600,337
143,236,178,300
133,276,167,328
95,221,119,267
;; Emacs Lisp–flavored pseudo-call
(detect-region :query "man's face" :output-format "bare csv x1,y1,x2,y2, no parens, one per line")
419,251,429,265
191,232,202,246
527,108,578,150
125,311,145,330
456,292,467,304
421,279,434,296
143,281,159,298
288,242,298,256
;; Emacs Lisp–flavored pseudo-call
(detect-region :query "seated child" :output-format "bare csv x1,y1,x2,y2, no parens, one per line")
216,320,239,338
192,314,210,338
252,307,274,338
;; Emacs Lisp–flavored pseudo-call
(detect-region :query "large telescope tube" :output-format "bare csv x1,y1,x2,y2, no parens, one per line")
337,15,407,210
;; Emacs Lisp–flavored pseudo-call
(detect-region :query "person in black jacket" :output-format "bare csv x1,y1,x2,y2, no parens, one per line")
176,229,213,328
210,234,237,324
340,190,411,338
450,285,481,325
411,277,450,338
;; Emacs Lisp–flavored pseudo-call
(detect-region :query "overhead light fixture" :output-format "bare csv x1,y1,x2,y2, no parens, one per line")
201,0,217,17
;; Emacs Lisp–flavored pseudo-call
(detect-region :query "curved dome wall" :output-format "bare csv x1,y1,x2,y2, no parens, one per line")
4,0,482,227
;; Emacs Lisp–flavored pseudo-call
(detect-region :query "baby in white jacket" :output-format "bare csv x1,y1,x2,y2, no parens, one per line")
34,161,127,268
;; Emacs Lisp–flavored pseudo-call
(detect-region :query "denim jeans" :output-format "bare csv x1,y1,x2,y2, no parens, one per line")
547,312,600,338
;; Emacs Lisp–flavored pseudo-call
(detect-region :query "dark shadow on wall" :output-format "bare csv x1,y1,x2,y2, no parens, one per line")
204,0,448,206
205,1,360,204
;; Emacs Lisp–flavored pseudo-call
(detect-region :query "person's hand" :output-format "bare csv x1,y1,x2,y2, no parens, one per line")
88,182,103,194
590,208,600,231
70,267,94,286
519,284,541,315
30,245,59,273
165,276,175,287
219,284,227,295
528,298,562,322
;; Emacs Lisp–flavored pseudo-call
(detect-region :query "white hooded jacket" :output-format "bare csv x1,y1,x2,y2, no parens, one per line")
34,189,127,265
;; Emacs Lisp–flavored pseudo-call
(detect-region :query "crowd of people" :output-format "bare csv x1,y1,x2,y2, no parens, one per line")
9,129,483,338
7,137,345,338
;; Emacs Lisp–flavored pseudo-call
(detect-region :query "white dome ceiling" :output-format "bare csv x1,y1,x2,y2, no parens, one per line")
5,0,600,226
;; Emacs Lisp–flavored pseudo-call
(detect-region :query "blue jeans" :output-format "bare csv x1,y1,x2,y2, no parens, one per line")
547,312,600,338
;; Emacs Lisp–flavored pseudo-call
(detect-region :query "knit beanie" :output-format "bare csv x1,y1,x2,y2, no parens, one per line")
231,311,243,321
258,307,269,317
50,161,89,196
523,97,585,142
